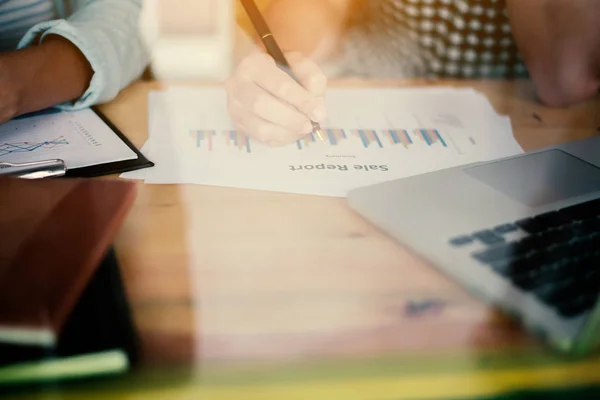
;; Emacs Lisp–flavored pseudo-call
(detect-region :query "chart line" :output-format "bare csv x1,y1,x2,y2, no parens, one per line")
0,136,69,157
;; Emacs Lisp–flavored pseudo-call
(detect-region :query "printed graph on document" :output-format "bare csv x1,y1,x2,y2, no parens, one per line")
223,130,252,153
189,129,216,151
351,128,448,149
296,128,348,150
346,128,475,155
0,136,69,157
0,115,104,164
293,127,461,153
187,129,252,153
294,128,446,151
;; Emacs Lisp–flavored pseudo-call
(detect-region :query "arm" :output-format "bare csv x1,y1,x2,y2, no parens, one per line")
257,0,352,62
0,35,92,123
12,0,149,115
506,0,600,107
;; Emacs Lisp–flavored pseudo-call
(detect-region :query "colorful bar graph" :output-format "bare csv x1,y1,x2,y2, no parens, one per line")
296,128,348,149
353,129,383,148
189,130,215,151
383,129,412,149
325,128,347,145
224,130,252,153
296,132,318,150
187,127,448,153
415,129,447,147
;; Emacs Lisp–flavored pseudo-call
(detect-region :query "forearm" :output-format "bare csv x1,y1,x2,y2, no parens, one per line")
16,0,147,110
506,0,600,107
7,35,93,117
259,0,351,62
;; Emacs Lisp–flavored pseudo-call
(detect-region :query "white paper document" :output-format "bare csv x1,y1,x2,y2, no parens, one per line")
0,109,137,170
123,86,523,197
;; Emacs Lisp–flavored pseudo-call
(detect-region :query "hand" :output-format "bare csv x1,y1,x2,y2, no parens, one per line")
0,36,92,125
225,50,327,147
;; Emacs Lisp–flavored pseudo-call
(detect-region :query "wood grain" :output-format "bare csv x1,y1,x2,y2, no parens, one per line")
98,79,599,368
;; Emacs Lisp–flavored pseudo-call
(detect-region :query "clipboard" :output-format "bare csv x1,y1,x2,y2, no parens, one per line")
65,108,154,178
0,108,154,179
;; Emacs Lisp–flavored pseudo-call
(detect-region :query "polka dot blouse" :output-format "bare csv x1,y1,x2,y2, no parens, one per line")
327,0,529,79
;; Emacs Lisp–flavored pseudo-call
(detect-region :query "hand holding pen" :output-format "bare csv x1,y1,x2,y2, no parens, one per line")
224,1,327,147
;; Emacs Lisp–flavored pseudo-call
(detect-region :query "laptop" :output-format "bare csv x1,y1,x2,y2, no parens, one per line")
346,135,600,356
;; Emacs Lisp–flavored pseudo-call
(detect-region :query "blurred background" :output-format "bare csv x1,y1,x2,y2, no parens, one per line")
140,0,272,81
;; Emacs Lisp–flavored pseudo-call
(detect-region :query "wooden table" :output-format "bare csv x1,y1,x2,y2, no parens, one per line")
15,80,600,399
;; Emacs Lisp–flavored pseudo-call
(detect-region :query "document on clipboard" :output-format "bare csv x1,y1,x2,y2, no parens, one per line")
0,108,153,178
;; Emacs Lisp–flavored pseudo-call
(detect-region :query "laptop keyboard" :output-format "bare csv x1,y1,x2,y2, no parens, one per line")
449,198,600,319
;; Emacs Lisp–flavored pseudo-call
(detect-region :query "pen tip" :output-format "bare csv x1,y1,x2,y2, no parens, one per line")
315,127,325,142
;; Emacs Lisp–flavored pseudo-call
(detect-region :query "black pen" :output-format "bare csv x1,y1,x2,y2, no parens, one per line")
239,0,325,142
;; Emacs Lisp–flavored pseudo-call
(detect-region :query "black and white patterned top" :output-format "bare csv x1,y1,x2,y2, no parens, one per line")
325,0,529,79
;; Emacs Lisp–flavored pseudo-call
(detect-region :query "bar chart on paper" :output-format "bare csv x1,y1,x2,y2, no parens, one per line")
188,129,337,152
185,126,470,156
141,86,524,196
324,127,472,157
189,130,252,153
225,130,252,153
350,128,457,149
189,129,216,151
296,129,348,149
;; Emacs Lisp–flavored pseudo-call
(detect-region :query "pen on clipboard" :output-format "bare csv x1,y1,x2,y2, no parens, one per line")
239,0,325,143
0,159,66,179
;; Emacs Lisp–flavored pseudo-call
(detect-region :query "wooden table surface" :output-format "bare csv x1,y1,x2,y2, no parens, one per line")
20,79,600,400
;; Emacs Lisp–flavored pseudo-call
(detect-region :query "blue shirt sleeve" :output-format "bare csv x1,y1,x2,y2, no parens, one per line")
17,0,150,110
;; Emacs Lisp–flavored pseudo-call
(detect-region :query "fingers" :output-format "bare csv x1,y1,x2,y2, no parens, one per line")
227,77,314,136
225,49,328,146
247,53,324,121
285,51,328,97
227,98,300,147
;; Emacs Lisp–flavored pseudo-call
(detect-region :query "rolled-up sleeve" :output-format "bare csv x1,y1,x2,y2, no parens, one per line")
17,0,149,110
